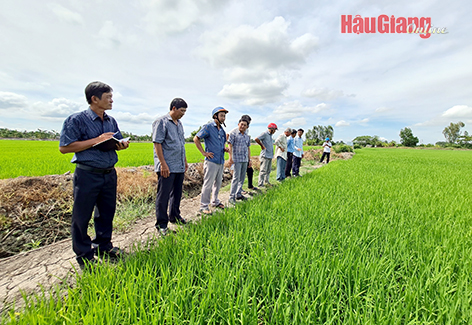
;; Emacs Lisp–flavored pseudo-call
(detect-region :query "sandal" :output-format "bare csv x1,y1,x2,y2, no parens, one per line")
199,208,212,215
213,203,225,209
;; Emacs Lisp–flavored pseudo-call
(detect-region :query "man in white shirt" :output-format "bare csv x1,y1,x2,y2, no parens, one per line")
320,137,332,164
275,128,291,181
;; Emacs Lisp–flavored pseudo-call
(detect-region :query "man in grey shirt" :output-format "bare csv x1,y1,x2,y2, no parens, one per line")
255,123,277,187
152,98,188,236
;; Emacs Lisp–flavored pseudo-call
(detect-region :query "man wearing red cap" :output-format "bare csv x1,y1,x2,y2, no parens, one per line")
255,123,277,187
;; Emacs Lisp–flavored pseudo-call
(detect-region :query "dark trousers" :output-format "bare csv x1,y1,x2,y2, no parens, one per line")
72,167,117,262
155,172,185,229
320,152,330,163
292,156,302,176
285,152,294,177
247,166,254,188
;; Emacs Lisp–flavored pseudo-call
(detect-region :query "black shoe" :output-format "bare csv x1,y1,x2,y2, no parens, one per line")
158,227,169,236
236,195,248,201
95,246,123,259
78,257,97,270
169,216,187,225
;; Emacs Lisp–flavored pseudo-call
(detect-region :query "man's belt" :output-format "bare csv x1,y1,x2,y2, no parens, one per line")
76,163,115,174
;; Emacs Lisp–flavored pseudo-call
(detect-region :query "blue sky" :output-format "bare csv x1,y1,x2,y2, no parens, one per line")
0,0,470,144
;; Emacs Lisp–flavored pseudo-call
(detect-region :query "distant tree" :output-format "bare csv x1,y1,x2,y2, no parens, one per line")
306,125,334,145
442,121,465,144
186,126,202,142
121,131,152,142
352,135,375,147
399,127,419,147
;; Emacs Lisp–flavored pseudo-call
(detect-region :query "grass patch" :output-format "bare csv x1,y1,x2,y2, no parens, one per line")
5,149,472,323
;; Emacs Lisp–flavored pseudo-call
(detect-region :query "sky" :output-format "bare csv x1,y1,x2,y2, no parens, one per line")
0,0,471,144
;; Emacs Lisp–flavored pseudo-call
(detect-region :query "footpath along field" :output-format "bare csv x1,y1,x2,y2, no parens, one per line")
3,148,472,324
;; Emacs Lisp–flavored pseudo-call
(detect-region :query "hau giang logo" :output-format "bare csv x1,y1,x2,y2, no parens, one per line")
341,15,448,39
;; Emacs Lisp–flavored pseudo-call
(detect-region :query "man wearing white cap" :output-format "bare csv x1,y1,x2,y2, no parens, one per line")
194,107,228,214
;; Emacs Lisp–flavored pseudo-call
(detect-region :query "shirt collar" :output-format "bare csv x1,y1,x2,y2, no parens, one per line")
166,113,181,125
86,107,109,121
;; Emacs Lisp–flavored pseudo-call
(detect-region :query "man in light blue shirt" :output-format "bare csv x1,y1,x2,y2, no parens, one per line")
152,98,188,236
255,123,277,187
292,128,304,177
285,129,296,178
194,107,228,214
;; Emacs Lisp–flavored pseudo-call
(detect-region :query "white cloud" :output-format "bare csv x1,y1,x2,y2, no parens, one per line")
48,3,84,25
34,98,84,118
335,120,350,127
272,101,329,119
0,92,28,109
415,105,472,127
218,78,288,105
360,118,369,123
375,107,393,113
96,21,123,49
113,111,157,124
442,105,472,119
284,117,306,128
141,0,229,35
199,17,318,69
199,16,318,105
302,87,354,101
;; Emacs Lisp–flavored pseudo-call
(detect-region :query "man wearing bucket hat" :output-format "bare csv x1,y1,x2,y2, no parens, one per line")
255,123,277,187
194,107,228,214
320,137,332,164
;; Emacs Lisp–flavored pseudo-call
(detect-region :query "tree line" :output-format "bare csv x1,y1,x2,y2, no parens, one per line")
0,128,152,142
1,121,471,147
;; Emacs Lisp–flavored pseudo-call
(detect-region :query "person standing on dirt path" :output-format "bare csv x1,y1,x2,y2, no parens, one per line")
227,114,257,191
285,129,296,178
255,123,277,187
227,116,251,205
194,107,229,214
292,128,304,177
320,137,332,164
275,128,291,182
59,81,129,269
152,98,189,237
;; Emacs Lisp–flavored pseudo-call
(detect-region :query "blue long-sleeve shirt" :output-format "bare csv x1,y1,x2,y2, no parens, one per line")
293,136,304,158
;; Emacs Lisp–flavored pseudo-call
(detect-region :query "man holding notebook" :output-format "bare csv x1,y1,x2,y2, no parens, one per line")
59,81,129,269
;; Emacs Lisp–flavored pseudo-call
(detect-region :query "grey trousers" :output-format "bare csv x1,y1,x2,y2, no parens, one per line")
230,162,248,200
258,157,272,186
200,160,224,209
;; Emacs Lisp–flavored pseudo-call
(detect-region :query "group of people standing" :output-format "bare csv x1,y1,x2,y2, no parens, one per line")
59,81,314,268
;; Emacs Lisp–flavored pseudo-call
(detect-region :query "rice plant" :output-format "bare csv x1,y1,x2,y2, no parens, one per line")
4,148,472,324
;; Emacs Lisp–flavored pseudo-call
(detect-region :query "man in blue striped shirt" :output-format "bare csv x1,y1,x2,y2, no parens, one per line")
194,107,228,214
59,81,129,268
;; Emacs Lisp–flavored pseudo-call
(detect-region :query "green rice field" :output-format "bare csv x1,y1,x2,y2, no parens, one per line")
0,140,265,179
4,148,472,324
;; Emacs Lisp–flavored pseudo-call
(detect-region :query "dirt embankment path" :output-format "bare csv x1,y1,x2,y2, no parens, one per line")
0,152,354,313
